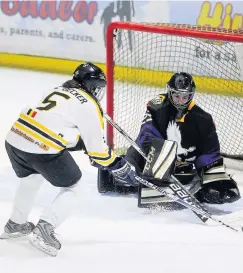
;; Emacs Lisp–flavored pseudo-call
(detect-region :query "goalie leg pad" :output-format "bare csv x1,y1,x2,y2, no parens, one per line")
138,170,201,209
97,168,115,193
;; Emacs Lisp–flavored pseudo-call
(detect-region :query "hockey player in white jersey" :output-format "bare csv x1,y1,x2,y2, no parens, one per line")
0,62,137,256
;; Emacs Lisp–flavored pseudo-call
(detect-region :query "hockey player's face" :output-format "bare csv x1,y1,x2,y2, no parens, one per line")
171,92,190,105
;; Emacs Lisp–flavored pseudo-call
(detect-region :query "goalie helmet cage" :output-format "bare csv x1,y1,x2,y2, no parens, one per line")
106,22,243,160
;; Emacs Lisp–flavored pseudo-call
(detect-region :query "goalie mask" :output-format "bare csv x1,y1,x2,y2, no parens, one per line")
73,62,107,101
167,72,196,110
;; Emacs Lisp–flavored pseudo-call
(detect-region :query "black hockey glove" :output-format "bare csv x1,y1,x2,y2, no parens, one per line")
197,179,240,204
197,158,241,204
109,158,138,186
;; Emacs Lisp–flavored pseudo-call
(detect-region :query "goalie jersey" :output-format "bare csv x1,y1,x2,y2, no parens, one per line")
6,86,117,167
126,94,220,173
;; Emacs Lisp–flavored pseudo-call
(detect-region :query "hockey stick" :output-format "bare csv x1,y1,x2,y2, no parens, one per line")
104,114,208,222
104,113,242,232
134,176,241,232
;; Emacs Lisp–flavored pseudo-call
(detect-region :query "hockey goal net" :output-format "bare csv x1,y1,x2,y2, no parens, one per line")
106,22,243,160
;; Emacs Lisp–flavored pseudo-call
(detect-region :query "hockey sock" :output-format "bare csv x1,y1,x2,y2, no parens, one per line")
40,179,82,228
10,174,43,224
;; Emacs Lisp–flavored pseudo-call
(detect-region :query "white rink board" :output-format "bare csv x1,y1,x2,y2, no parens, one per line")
0,1,242,79
113,30,243,80
234,43,243,80
0,1,170,63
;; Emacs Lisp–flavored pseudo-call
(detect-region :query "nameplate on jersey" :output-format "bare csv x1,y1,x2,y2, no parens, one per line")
62,88,88,104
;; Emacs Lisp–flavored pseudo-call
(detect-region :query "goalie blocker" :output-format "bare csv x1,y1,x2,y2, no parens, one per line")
97,138,240,209
97,138,176,194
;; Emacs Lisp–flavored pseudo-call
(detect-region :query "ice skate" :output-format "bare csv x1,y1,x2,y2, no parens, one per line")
29,219,61,257
0,219,35,239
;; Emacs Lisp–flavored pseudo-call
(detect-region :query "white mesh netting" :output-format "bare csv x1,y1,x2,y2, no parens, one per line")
108,23,243,158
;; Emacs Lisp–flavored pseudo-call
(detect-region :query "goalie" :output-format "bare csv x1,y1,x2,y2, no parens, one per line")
98,72,240,207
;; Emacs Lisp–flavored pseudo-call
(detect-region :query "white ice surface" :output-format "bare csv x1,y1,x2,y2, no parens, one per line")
0,68,242,273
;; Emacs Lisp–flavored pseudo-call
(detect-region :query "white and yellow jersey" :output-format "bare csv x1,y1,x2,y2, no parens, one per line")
6,86,117,167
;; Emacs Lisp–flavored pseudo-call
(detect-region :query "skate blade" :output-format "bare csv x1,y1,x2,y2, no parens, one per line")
0,231,31,240
29,234,58,257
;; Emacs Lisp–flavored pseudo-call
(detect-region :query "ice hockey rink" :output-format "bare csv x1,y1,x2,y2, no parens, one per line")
0,67,243,273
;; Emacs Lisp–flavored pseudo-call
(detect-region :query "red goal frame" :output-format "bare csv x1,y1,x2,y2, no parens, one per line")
106,21,243,148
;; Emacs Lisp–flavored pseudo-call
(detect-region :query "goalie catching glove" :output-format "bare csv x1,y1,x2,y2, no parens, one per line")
197,157,240,204
109,158,138,186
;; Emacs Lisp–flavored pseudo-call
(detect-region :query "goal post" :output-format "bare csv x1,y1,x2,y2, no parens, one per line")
106,22,243,160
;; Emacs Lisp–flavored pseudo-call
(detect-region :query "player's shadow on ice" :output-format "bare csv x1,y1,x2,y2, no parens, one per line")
0,237,48,259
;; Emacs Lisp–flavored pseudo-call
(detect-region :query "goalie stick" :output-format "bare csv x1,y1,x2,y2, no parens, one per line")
104,113,243,232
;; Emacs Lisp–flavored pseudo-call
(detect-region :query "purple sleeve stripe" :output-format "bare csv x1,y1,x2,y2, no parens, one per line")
138,124,163,147
139,132,158,147
195,152,220,169
139,124,162,138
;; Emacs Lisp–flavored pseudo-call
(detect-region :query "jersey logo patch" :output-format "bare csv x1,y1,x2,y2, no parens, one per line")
27,109,37,118
150,95,165,105
141,110,152,124
166,121,196,161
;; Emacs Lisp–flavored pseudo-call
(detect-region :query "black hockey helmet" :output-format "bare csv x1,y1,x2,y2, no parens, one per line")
73,62,107,101
167,72,196,110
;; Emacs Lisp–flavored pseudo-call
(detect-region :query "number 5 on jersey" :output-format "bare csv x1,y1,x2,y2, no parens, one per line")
37,91,70,111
